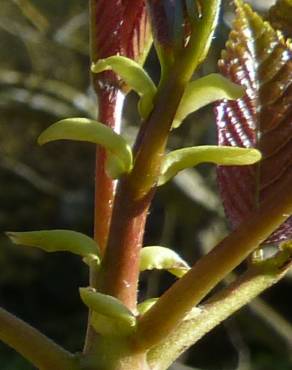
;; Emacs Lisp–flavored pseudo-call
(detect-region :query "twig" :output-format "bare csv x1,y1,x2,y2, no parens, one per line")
135,171,292,350
147,252,292,370
0,307,78,370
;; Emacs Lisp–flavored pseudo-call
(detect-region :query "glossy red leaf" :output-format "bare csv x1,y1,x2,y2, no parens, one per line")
215,1,292,244
91,0,151,85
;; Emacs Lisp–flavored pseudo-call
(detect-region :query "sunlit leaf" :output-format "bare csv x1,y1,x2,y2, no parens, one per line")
215,0,292,244
38,118,133,178
7,230,100,260
173,74,245,128
80,288,136,336
90,312,136,337
91,56,156,118
158,146,261,186
80,288,135,322
137,298,158,316
140,246,190,277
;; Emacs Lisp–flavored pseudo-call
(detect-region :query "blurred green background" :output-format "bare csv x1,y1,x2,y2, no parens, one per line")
0,1,291,369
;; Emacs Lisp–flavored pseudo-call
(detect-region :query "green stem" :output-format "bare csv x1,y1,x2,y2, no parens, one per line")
134,171,292,350
0,307,78,370
147,251,292,370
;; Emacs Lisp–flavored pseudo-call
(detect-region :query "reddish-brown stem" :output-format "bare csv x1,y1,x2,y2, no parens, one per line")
100,181,155,311
93,86,124,254
84,86,124,354
89,0,125,255
99,0,221,311
100,73,188,310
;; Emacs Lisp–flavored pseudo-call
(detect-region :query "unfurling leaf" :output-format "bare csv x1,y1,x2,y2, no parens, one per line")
215,1,292,244
7,230,100,260
140,246,190,277
158,146,261,186
173,74,245,128
91,56,157,118
38,118,133,178
79,288,136,336
146,0,187,71
147,1,221,78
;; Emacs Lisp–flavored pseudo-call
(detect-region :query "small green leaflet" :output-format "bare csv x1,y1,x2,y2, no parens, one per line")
158,146,262,186
38,118,133,178
7,229,100,261
137,298,159,316
140,246,190,278
80,288,136,336
173,74,245,128
91,56,157,119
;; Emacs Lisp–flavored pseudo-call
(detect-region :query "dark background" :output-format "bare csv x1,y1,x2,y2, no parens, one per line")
0,1,291,369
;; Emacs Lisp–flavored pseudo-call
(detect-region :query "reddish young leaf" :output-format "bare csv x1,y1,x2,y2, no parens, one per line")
215,1,292,244
91,0,151,86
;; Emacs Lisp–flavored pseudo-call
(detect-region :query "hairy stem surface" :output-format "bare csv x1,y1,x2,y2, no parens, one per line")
147,253,292,370
100,0,222,311
135,171,292,350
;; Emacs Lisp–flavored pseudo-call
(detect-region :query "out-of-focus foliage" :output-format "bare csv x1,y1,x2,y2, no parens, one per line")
0,1,291,369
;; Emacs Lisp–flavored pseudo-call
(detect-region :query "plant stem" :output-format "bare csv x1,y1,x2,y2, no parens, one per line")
134,171,292,350
147,251,292,370
84,2,125,355
99,64,194,312
93,86,124,255
0,307,78,370
99,0,222,311
84,72,125,358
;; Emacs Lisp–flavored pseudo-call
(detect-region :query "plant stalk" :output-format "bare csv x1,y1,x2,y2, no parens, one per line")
99,0,222,311
134,171,292,350
84,1,125,354
93,86,124,255
147,252,292,370
0,307,78,370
